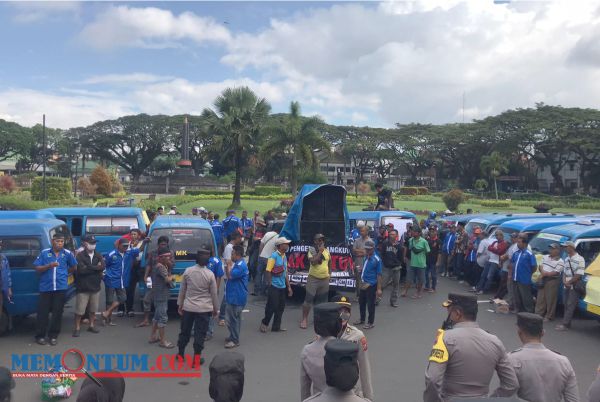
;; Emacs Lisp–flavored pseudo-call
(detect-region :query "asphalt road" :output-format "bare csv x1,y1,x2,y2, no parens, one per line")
2,278,599,402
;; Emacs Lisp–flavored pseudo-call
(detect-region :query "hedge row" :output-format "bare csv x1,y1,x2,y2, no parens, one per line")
397,187,429,195
479,200,512,208
31,177,72,201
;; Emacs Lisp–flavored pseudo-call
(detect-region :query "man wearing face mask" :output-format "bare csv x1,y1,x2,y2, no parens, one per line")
73,235,104,337
300,303,343,401
332,295,373,400
424,293,518,402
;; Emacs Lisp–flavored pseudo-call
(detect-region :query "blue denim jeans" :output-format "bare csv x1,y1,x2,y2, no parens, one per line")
254,257,268,295
226,304,244,345
476,262,499,292
425,261,437,290
207,316,215,337
454,253,465,280
218,289,227,321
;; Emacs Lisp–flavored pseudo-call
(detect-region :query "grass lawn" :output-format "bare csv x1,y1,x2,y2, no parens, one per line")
174,198,282,217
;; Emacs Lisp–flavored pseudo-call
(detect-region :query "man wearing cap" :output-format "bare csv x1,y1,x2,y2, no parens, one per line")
508,312,579,402
0,366,15,402
33,233,78,345
556,241,586,331
352,225,370,300
301,303,343,400
333,295,374,400
509,235,537,313
303,339,371,402
354,239,382,330
381,229,403,307
199,207,208,219
73,235,104,337
424,293,518,402
102,237,148,326
402,226,430,299
535,243,564,321
301,234,332,329
168,205,178,215
260,237,293,332
222,210,241,242
177,248,219,365
255,224,280,296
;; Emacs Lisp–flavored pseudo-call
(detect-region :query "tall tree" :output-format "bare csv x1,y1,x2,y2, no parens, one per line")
202,87,271,207
0,119,32,162
480,151,509,199
81,114,176,183
261,101,330,195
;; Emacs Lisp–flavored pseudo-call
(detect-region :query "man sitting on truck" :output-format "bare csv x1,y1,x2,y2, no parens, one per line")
374,183,393,211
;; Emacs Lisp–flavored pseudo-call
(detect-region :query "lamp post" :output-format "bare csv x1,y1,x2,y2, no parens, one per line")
73,147,80,198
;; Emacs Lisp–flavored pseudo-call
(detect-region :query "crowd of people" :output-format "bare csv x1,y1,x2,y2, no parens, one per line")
1,203,600,402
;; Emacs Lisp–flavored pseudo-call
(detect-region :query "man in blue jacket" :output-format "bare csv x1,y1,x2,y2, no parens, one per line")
222,210,241,243
102,238,148,326
440,224,457,278
211,214,225,254
224,245,249,348
33,234,78,345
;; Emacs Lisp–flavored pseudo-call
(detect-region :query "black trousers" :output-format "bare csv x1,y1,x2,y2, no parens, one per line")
121,265,142,313
359,285,377,325
177,311,211,356
262,286,286,331
36,290,66,339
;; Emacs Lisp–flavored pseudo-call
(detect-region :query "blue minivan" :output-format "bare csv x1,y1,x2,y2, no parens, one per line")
465,213,575,236
349,211,417,240
497,217,595,242
141,216,218,301
0,218,76,334
44,207,149,253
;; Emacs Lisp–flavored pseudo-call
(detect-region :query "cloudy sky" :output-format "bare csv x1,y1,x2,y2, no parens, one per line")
1,0,599,129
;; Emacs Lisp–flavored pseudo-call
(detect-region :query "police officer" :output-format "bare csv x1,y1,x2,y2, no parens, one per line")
301,303,343,401
303,339,371,402
209,351,245,402
332,295,373,400
424,293,518,402
508,312,579,402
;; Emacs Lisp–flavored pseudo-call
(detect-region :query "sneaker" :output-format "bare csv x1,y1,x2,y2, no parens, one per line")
36,337,47,346
390,303,399,308
469,287,477,293
458,280,465,284
49,338,58,346
72,329,80,337
440,273,446,277
476,290,483,295
127,311,135,318
87,327,100,334
116,311,125,318
218,319,225,327
555,325,569,331
224,341,239,349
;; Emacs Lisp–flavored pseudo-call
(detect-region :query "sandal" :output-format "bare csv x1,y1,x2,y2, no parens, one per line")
299,321,308,329
363,323,374,330
136,321,150,328
259,324,268,333
159,341,175,349
353,320,365,326
148,337,160,344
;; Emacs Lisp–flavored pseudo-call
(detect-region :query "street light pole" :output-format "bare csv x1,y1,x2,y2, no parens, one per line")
42,114,47,202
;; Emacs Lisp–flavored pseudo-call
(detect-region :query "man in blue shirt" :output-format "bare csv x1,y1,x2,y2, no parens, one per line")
240,210,253,253
102,238,147,326
205,254,225,341
33,234,78,345
225,245,249,348
222,210,241,243
510,236,537,313
440,225,457,277
211,214,225,254
261,237,293,333
354,239,382,330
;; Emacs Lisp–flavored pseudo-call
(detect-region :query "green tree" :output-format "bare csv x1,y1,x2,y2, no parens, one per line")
261,101,330,195
480,151,509,199
80,114,177,184
0,119,32,162
202,87,271,207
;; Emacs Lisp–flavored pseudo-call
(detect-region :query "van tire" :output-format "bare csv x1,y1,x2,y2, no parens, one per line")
0,309,9,336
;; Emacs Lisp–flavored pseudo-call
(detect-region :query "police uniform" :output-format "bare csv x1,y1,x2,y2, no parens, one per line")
303,339,371,402
508,313,579,402
424,293,518,402
301,303,342,401
334,295,374,400
588,365,600,402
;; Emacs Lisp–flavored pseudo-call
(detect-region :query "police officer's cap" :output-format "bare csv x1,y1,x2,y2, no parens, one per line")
442,293,478,312
324,339,358,364
0,367,15,391
516,312,543,336
314,302,341,322
332,295,352,308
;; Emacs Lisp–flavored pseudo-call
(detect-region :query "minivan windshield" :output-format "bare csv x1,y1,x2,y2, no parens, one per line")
148,228,215,261
530,232,569,255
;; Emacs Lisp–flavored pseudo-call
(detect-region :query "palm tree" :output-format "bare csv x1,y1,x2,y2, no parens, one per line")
202,87,271,207
480,151,509,200
261,101,330,196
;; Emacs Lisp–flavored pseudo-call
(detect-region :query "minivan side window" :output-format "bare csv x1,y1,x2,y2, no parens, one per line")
71,218,83,237
0,237,41,268
576,240,600,267
86,217,139,236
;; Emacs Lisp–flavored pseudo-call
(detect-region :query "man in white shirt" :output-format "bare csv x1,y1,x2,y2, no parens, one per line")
556,241,586,331
534,243,564,321
254,228,280,296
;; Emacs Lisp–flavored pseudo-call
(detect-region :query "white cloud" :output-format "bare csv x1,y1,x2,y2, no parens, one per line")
80,73,175,85
79,5,231,50
10,2,81,23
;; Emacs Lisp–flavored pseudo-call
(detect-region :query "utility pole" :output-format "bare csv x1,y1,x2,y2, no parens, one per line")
42,114,47,202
